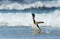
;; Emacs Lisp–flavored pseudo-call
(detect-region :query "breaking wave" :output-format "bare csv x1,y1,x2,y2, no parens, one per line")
0,10,60,27
0,1,60,10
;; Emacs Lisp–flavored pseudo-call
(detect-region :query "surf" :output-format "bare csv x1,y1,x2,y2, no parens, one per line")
0,1,60,10
0,10,59,27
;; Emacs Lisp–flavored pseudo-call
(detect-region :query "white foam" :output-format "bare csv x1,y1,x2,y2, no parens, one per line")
0,10,60,27
0,1,60,10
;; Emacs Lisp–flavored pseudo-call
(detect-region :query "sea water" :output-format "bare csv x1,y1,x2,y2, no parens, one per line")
0,0,60,39
0,26,60,39
0,8,60,39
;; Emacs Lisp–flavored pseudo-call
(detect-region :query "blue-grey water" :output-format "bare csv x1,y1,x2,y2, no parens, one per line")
0,8,60,39
0,26,60,39
0,0,60,39
0,7,60,39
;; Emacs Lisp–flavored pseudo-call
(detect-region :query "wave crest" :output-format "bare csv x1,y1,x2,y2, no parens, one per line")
0,10,60,27
0,1,60,10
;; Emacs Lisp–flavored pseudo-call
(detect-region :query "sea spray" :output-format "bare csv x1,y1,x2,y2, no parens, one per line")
0,10,60,27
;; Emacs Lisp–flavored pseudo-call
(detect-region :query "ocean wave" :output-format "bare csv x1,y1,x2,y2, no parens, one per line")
0,10,60,27
0,1,60,10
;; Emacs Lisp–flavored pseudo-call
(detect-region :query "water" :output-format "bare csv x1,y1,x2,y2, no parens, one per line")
0,8,60,39
0,1,60,39
0,26,60,39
